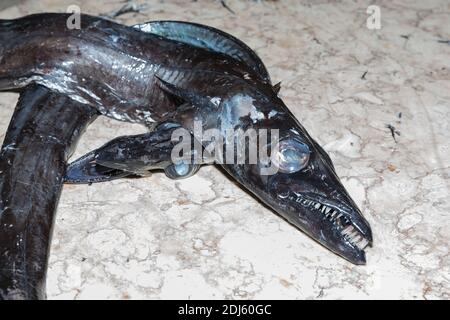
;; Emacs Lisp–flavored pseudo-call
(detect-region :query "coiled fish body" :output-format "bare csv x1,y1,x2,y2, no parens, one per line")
0,14,373,302
0,85,98,300
0,14,263,125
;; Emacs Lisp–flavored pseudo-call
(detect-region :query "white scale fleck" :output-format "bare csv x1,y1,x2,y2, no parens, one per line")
141,111,155,122
77,86,101,101
210,97,221,106
268,110,278,118
135,24,153,33
109,35,120,43
250,107,265,123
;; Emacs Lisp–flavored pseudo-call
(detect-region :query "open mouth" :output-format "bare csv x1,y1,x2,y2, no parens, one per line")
284,193,371,251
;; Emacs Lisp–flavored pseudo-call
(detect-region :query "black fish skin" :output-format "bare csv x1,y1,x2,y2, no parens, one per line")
158,78,373,264
0,14,265,125
0,85,98,300
45,14,373,264
0,16,264,300
66,19,270,184
1,14,372,269
72,78,374,264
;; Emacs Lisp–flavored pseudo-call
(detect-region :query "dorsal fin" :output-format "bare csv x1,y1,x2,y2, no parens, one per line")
133,21,271,84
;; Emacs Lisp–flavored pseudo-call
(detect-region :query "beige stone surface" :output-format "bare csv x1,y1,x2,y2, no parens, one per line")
0,0,449,299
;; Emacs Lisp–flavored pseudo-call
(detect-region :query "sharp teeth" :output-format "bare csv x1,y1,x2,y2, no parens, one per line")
351,233,361,242
336,213,343,219
342,225,354,235
325,207,331,214
315,203,321,209
358,238,369,249
339,221,369,250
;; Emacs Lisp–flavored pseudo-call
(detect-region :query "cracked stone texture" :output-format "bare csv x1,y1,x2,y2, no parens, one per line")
0,0,449,299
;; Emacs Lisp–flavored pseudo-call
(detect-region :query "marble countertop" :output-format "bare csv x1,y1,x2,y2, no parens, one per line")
0,0,448,299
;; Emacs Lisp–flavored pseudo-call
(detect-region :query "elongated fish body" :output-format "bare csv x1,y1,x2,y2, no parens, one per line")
0,17,268,300
0,14,265,125
67,35,372,265
65,20,273,184
55,15,372,264
1,14,372,266
0,85,98,300
71,72,374,264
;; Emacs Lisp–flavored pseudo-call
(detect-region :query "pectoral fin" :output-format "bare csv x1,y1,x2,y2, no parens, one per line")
65,122,204,184
64,149,136,184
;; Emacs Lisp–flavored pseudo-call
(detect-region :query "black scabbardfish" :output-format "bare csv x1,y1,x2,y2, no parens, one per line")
0,85,98,300
68,16,373,263
1,13,372,278
0,16,269,300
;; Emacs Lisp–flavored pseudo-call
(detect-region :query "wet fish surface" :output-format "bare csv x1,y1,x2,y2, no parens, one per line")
51,15,373,264
0,14,373,302
0,15,268,300
0,85,98,300
0,14,265,125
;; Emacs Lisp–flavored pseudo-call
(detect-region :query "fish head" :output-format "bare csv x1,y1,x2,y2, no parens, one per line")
157,77,373,264
218,90,373,265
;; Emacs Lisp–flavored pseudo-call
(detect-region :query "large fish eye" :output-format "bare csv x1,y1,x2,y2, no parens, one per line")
271,139,310,173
